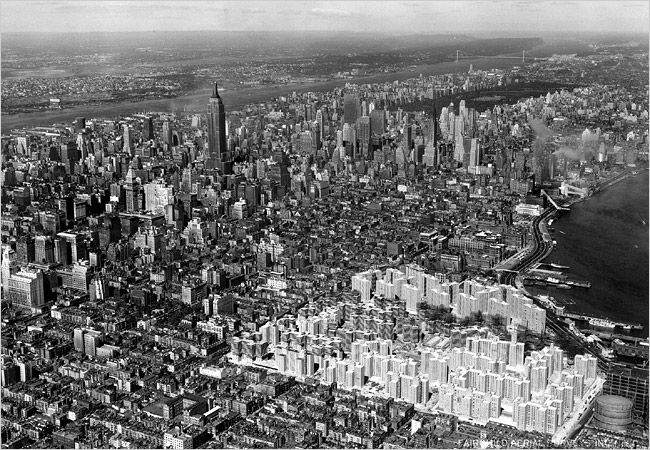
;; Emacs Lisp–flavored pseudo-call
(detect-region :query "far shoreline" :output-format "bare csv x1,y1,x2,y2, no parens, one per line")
1,55,526,133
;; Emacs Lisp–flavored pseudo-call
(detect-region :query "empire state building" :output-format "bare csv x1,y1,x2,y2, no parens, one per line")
206,82,231,174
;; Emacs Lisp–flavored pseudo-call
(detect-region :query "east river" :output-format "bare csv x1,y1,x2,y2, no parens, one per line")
530,171,650,334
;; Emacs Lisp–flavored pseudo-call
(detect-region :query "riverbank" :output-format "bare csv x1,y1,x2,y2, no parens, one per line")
1,56,524,133
530,169,649,335
563,168,640,209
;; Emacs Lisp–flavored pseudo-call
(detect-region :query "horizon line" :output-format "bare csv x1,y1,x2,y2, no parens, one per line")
2,30,647,36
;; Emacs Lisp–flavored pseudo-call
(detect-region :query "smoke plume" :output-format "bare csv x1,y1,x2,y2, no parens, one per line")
529,118,553,156
554,145,583,161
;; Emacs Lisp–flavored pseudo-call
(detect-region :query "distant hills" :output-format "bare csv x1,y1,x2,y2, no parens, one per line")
1,31,541,61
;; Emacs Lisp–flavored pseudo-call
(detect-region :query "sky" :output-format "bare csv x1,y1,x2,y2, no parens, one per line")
1,0,648,34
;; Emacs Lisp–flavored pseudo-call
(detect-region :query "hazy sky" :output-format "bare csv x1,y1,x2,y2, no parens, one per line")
1,0,648,34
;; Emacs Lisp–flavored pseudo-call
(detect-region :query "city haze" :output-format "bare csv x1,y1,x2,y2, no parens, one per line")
1,0,648,34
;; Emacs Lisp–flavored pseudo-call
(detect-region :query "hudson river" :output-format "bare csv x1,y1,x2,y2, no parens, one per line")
532,171,649,334
1,56,523,133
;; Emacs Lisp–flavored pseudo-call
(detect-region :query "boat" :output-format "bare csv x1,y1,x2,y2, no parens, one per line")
549,263,569,270
557,284,571,290
589,318,617,330
558,230,565,234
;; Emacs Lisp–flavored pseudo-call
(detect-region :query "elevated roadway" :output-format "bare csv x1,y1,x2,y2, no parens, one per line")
541,189,570,211
500,207,611,372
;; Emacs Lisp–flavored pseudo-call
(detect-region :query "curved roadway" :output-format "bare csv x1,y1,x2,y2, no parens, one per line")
502,207,610,372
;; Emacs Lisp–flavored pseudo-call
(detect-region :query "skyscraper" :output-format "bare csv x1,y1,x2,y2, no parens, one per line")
144,180,174,214
143,116,154,140
74,328,85,353
125,166,141,213
16,237,35,264
206,82,231,174
123,124,132,155
74,117,86,132
34,236,54,264
432,104,440,143
344,93,358,125
358,116,371,158
181,167,197,194
370,109,386,136
315,109,324,149
469,138,481,167
162,121,173,146
424,105,440,167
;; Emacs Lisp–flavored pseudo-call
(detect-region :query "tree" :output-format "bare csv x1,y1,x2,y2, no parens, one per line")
442,312,456,324
431,305,446,321
490,314,505,327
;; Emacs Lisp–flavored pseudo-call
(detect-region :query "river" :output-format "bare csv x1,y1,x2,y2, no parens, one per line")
530,171,650,335
0,56,523,133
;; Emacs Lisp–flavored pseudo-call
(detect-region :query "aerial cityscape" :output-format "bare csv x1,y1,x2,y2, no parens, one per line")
0,1,648,449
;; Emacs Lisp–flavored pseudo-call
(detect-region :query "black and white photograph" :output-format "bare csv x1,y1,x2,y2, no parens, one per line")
0,1,648,448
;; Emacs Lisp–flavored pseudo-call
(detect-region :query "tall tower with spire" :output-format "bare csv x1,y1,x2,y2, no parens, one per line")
432,104,440,143
124,166,141,212
423,104,440,168
206,82,231,173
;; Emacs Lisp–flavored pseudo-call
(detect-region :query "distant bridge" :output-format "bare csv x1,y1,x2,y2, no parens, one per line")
455,49,549,63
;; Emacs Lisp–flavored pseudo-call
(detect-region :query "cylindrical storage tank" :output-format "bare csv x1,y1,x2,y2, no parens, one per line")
592,395,633,432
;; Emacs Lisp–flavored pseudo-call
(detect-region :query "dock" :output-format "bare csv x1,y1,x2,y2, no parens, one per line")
587,330,648,343
561,312,643,330
526,264,589,288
